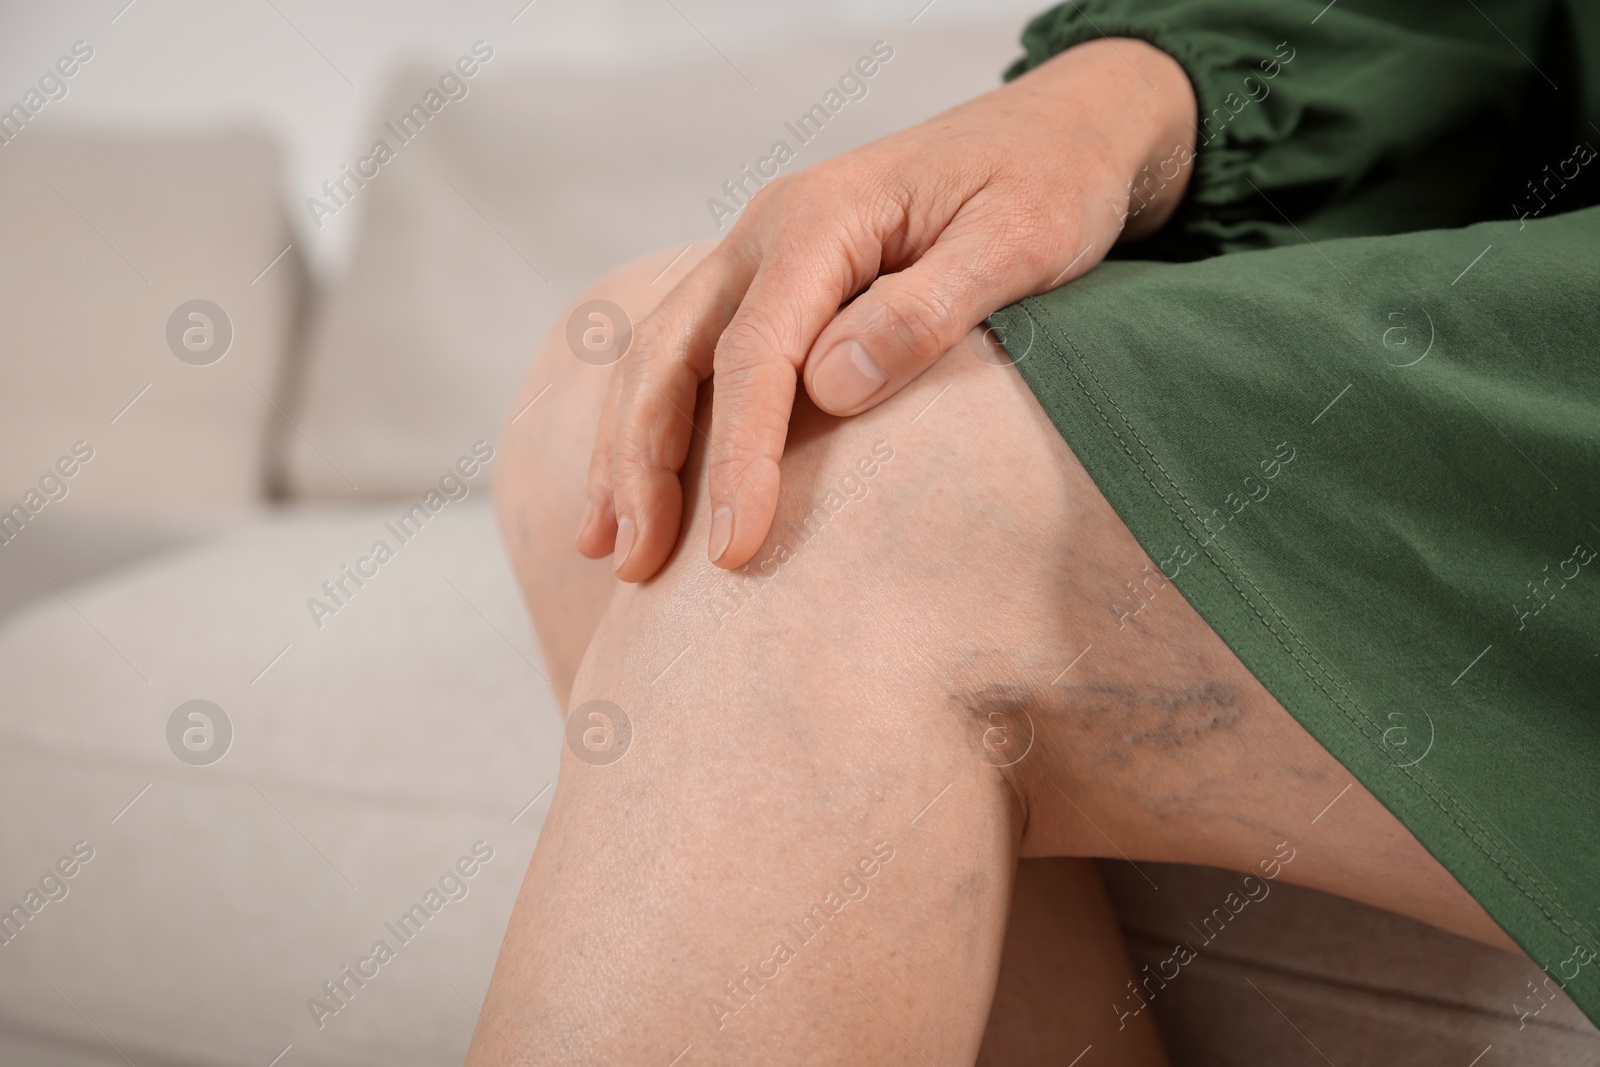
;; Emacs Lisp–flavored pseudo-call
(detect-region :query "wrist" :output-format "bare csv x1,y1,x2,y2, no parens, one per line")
1109,38,1198,239
1027,36,1198,241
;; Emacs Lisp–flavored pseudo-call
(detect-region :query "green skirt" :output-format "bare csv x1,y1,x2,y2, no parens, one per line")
989,205,1600,1024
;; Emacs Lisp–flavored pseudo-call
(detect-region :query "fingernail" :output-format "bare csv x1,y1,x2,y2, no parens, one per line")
613,515,636,573
813,340,887,412
708,505,733,563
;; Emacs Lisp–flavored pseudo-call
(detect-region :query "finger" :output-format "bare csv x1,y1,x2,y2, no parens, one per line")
576,244,721,560
705,226,876,570
805,203,1062,416
574,360,627,558
606,243,760,582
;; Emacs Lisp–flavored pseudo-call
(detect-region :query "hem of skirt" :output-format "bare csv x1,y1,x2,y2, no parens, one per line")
989,294,1600,1027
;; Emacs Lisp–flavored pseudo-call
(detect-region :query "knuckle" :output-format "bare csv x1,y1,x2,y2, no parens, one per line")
787,164,848,201
627,312,664,355
729,172,809,236
712,368,778,418
715,312,785,366
622,313,675,374
617,336,674,400
746,173,791,212
879,284,958,350
616,407,689,478
612,438,664,487
709,438,766,472
707,442,778,495
778,163,875,223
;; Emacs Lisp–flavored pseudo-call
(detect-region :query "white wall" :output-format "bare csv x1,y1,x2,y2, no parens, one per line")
0,0,1046,271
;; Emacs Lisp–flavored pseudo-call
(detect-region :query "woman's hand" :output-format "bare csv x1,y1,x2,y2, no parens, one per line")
578,36,1197,581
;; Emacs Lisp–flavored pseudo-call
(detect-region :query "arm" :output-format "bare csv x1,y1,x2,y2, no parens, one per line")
1010,0,1584,255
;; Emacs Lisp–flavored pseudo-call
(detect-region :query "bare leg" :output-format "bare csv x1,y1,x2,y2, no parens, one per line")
978,858,1169,1065
478,249,1513,1066
492,249,1173,1063
494,244,716,707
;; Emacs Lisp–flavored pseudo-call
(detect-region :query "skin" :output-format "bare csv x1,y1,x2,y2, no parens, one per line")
575,38,1200,583
475,244,1519,1066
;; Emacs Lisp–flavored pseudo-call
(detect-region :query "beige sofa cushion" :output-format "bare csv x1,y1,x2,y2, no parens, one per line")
284,23,1028,499
0,502,559,1067
0,128,305,521
3,510,1593,1065
1101,860,1600,1064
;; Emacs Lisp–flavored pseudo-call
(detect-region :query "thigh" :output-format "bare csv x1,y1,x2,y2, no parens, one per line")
484,368,1027,1063
979,857,1170,1065
479,262,1514,1066
569,321,1512,952
492,248,1172,1065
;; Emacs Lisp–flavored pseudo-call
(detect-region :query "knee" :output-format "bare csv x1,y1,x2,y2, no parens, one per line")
493,242,718,570
492,243,717,701
563,332,1081,744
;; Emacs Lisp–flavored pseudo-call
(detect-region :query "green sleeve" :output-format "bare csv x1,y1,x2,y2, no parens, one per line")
1006,0,1593,256
988,203,1600,1026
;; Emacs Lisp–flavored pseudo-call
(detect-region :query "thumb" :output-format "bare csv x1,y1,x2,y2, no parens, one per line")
804,224,1042,416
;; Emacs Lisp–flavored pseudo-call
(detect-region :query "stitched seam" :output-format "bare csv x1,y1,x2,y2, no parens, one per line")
1025,295,1590,949
1017,296,1594,953
1022,296,1593,952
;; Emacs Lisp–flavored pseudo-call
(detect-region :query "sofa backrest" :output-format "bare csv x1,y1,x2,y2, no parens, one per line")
282,23,1027,500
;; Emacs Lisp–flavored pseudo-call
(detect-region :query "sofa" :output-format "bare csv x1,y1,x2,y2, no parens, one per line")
1,18,1595,1066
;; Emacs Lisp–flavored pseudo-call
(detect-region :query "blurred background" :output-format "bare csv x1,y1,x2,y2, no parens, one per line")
9,4,1594,1066
0,3,1037,1065
0,0,1047,273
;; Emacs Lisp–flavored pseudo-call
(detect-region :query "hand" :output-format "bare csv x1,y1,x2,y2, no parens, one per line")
578,36,1197,581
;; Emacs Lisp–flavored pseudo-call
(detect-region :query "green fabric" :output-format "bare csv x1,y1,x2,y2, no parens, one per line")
993,0,1600,1026
1006,0,1600,259
991,206,1600,1025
